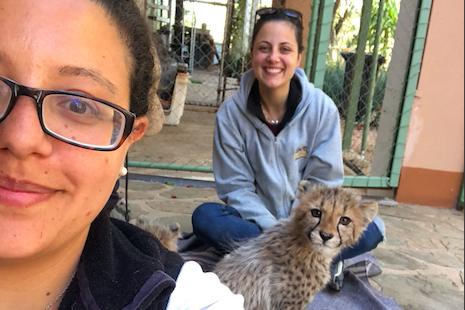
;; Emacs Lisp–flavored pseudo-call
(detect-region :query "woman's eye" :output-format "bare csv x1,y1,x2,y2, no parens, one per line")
339,216,352,226
51,95,104,123
63,98,100,118
69,98,89,114
310,209,322,218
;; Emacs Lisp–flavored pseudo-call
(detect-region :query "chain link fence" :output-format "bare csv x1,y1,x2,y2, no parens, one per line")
321,0,402,178
138,0,427,184
145,0,271,108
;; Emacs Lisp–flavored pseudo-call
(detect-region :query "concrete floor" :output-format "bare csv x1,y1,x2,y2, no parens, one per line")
123,107,464,310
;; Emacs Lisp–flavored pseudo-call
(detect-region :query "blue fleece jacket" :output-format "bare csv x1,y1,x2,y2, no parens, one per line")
213,68,344,230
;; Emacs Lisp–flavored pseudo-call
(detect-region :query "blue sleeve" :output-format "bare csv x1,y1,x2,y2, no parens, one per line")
213,110,278,230
302,98,344,187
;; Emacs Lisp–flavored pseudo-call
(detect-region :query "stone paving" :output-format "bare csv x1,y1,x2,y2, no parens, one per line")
121,107,464,310
116,178,464,310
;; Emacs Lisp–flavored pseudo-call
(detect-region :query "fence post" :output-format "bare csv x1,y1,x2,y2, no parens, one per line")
458,179,464,210
305,0,335,89
389,0,433,187
361,0,385,154
313,0,336,88
371,0,421,176
217,0,234,104
342,0,372,150
305,0,321,79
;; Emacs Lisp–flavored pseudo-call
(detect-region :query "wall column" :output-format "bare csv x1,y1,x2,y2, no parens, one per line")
396,0,464,208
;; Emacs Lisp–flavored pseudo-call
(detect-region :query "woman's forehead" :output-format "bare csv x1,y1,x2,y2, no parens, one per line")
255,21,298,42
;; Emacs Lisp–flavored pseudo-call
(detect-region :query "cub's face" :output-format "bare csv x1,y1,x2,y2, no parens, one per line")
291,184,378,256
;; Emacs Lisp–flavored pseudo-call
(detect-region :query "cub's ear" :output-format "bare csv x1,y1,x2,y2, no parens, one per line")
169,222,181,233
297,180,314,198
359,201,378,222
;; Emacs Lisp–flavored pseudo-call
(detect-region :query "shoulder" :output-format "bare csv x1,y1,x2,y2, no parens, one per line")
217,70,256,122
294,69,339,117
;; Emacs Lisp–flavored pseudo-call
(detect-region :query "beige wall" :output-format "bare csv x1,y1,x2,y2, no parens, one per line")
402,0,464,172
397,0,464,207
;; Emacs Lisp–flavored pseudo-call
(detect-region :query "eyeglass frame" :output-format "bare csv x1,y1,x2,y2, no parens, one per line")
0,75,135,151
254,7,303,24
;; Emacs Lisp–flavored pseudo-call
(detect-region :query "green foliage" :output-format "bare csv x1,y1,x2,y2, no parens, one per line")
230,0,246,57
223,0,247,78
367,0,399,58
323,62,387,127
372,69,387,127
323,62,346,111
330,0,399,66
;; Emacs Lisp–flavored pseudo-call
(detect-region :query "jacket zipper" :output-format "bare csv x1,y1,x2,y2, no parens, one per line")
273,137,288,217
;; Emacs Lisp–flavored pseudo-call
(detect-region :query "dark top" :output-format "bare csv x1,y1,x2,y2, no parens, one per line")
59,210,183,310
247,75,303,136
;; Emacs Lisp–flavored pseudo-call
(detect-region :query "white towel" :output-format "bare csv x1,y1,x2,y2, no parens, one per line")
167,261,244,310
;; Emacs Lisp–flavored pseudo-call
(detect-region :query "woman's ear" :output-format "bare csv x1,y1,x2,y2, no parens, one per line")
297,53,303,67
129,116,149,144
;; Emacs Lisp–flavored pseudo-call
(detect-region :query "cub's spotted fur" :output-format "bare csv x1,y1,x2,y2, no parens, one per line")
131,219,181,252
214,183,378,310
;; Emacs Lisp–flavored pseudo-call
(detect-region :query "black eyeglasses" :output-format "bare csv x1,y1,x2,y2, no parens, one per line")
255,7,303,24
0,76,135,151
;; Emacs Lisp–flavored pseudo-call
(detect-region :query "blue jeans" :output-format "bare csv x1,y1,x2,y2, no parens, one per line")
192,202,384,260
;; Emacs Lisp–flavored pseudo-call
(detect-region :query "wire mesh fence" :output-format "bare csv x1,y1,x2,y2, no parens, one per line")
145,0,271,108
320,0,402,179
136,0,426,185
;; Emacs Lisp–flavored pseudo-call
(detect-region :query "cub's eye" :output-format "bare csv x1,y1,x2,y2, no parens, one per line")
339,216,352,226
310,209,322,218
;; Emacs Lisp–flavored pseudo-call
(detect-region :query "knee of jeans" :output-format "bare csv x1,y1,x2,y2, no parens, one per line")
192,203,208,224
192,203,220,229
360,227,384,252
373,216,386,240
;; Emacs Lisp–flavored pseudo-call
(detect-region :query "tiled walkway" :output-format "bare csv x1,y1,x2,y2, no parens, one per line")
122,108,464,309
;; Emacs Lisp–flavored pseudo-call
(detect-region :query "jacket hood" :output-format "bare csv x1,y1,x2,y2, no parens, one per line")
232,67,314,125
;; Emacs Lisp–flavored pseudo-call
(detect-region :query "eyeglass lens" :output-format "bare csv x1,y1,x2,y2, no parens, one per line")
0,80,12,117
43,94,125,147
0,78,126,149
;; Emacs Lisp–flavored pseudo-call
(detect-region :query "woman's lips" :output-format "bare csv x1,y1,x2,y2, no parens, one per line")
0,176,57,208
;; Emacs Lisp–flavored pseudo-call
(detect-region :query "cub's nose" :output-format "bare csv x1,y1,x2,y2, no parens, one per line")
319,231,334,242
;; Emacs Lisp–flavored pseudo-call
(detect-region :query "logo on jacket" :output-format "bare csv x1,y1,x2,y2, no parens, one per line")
294,146,308,160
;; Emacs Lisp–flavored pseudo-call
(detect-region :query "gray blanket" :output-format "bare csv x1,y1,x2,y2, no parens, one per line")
179,235,402,309
309,256,402,309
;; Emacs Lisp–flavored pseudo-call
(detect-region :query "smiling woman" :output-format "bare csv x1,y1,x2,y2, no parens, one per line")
0,0,243,309
192,7,385,294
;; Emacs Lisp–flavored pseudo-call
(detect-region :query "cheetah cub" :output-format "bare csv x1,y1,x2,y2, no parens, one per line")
214,183,378,310
130,219,181,252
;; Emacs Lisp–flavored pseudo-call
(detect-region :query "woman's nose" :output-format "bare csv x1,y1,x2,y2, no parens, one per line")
0,96,52,159
266,48,280,63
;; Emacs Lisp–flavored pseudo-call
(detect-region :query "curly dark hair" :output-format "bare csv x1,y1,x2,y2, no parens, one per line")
91,0,157,117
251,8,304,54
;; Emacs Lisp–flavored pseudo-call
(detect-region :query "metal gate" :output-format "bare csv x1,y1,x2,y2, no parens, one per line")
306,0,432,188
145,0,272,107
134,0,433,190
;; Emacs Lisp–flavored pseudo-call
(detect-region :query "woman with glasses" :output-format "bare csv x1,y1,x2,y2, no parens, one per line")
192,7,385,291
0,1,243,309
